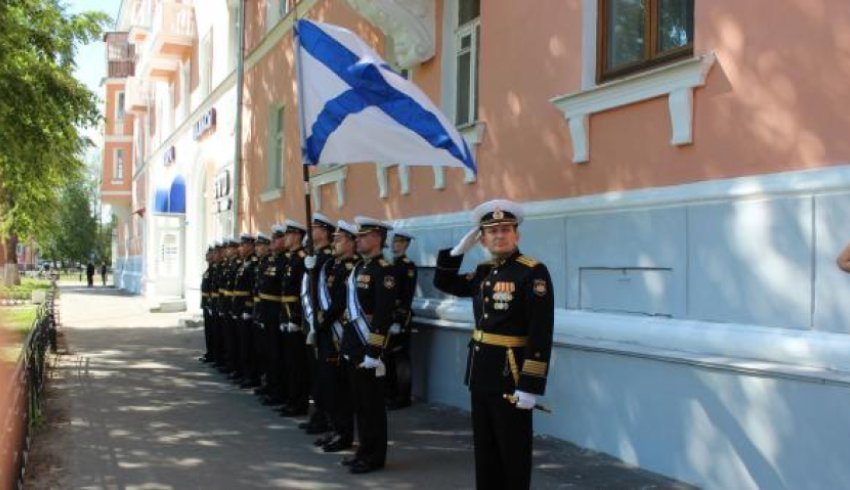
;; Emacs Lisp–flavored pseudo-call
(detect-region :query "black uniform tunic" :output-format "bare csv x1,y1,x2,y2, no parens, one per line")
434,248,554,490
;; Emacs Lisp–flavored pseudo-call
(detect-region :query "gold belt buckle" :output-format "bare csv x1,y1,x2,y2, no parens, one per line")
472,330,483,342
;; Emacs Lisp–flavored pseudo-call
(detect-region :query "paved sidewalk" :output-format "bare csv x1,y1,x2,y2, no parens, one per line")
27,285,694,489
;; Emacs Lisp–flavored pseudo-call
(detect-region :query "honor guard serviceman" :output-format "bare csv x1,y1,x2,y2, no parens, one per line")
233,234,259,388
211,241,229,370
250,233,272,392
339,216,398,474
312,220,359,453
433,199,554,490
221,238,243,378
301,213,336,435
385,230,418,410
199,244,216,363
258,224,289,405
279,219,311,417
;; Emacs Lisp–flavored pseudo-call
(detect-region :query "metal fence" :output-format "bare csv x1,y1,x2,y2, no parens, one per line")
1,287,58,490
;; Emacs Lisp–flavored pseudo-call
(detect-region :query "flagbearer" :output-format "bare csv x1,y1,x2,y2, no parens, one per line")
279,220,310,417
339,217,398,474
312,220,359,453
301,213,337,435
433,200,554,490
385,230,417,410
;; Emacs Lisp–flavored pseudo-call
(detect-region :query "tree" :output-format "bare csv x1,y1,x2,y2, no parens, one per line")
0,0,108,285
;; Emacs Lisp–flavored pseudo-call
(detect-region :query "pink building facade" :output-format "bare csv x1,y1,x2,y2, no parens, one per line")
108,1,850,487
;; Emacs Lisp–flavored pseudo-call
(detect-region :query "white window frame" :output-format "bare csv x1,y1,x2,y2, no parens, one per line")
113,148,125,183
454,2,480,127
266,105,285,191
201,28,213,97
115,91,126,134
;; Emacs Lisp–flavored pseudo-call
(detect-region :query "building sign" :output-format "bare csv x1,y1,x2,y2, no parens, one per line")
163,146,176,166
193,108,217,140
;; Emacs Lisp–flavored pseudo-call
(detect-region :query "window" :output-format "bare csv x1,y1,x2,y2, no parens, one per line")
597,0,694,82
454,0,480,126
228,3,239,72
266,0,289,32
116,91,126,122
114,149,125,182
201,28,213,96
268,106,285,189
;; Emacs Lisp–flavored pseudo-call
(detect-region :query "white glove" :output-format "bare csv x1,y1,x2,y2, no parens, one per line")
375,361,386,378
388,323,401,335
279,323,286,333
513,390,536,410
241,313,252,321
450,226,481,257
304,255,317,270
359,355,382,369
286,322,301,333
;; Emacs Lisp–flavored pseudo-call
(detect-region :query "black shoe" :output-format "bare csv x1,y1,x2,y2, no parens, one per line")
254,386,270,396
349,460,383,474
261,397,284,406
297,421,310,430
386,399,412,411
279,405,308,417
239,379,260,389
340,455,360,467
305,423,329,435
323,438,353,453
314,433,334,447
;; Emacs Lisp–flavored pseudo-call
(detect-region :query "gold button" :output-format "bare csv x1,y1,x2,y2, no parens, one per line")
484,297,489,303
474,345,480,351
485,282,491,286
484,314,489,319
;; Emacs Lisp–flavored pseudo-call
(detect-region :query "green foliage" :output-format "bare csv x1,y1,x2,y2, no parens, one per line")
0,305,37,339
0,0,110,243
40,178,98,264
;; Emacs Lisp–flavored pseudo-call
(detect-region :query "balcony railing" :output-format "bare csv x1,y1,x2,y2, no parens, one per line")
108,60,135,78
129,0,153,43
151,1,195,56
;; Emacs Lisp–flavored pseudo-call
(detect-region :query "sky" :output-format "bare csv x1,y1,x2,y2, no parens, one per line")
68,0,123,154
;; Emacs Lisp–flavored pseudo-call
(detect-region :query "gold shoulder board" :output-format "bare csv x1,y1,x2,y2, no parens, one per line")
516,256,539,268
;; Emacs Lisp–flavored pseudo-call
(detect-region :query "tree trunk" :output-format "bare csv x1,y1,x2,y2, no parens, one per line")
2,234,20,286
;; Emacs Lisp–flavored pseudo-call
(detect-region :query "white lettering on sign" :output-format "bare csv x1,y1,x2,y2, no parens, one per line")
193,108,217,140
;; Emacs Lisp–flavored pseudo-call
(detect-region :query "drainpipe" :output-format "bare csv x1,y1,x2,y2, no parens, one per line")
231,0,246,237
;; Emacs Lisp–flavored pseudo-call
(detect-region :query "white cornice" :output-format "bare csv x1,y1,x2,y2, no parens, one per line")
345,0,436,68
391,164,850,231
551,53,716,163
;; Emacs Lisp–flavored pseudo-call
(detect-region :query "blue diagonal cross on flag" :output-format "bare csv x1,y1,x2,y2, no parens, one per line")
295,19,476,173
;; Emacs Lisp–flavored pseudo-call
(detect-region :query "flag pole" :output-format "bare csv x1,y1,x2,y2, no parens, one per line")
294,7,319,347
293,6,314,255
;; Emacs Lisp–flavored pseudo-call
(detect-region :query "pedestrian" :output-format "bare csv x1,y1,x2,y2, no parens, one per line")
385,230,417,410
837,241,850,273
86,262,95,287
339,216,398,474
255,224,288,406
100,262,108,286
433,199,554,490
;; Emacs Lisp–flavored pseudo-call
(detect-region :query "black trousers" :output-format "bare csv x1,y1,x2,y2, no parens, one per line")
215,312,228,364
202,308,213,358
471,391,533,490
227,315,242,374
283,330,310,410
349,362,387,466
321,354,353,440
266,322,287,399
385,332,412,404
238,317,257,381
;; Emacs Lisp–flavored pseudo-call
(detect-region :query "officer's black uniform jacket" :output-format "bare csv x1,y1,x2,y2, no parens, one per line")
221,257,242,318
255,252,285,323
393,255,418,326
232,255,258,317
341,253,398,362
317,255,359,357
433,249,554,396
281,247,307,326
201,263,213,310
